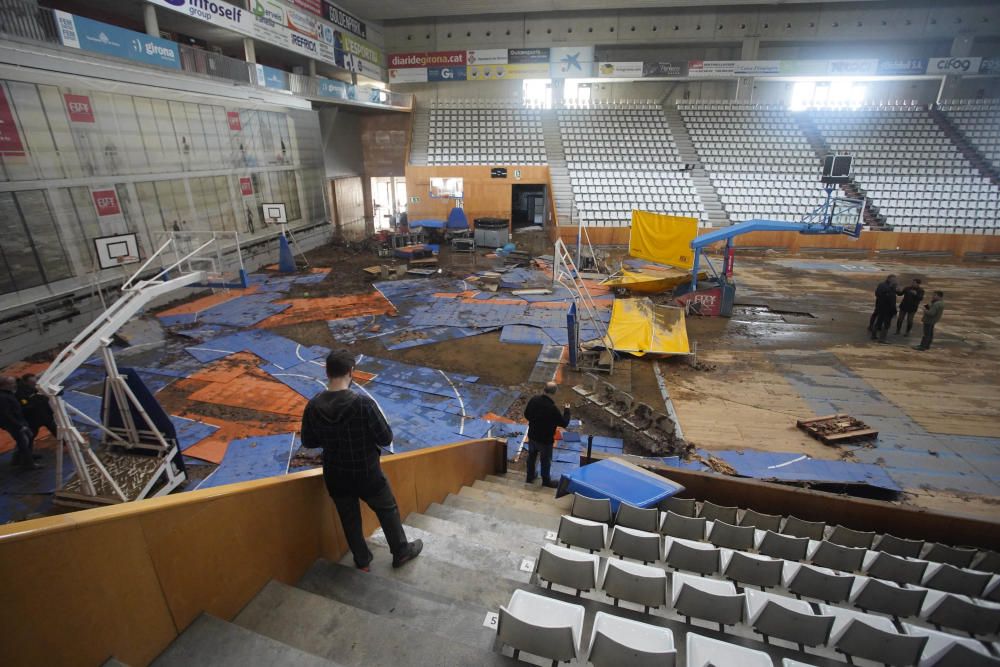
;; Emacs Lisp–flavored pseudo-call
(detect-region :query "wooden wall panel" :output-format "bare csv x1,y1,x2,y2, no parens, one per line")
405,165,550,227
0,439,506,667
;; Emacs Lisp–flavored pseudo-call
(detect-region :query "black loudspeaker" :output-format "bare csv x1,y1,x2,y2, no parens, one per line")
822,154,853,184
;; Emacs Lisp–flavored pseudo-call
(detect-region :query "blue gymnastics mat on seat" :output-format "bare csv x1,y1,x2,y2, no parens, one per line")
556,458,685,513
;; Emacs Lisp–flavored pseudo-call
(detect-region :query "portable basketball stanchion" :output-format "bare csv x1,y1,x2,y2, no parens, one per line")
37,232,246,507
553,239,614,374
264,202,309,272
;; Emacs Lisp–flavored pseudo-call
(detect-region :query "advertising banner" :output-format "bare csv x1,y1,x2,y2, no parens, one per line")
735,60,781,75
643,61,686,77
687,60,736,77
508,48,549,64
827,59,878,76
550,46,594,78
926,56,982,75
467,63,548,80
876,59,929,75
258,64,289,90
64,94,95,123
598,62,643,78
92,189,122,217
253,0,285,25
340,32,384,67
316,78,348,98
285,5,319,38
428,66,467,81
322,1,366,39
388,68,428,83
227,111,242,131
0,87,25,157
388,51,464,68
337,52,383,80
467,49,507,66
629,211,697,270
146,0,253,36
239,177,253,196
54,11,181,70
291,0,322,15
980,57,1000,75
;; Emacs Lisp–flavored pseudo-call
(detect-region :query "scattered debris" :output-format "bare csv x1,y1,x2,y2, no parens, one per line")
797,414,879,445
692,453,738,476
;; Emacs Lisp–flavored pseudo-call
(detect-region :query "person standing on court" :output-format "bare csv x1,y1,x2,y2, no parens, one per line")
871,274,899,344
0,376,38,470
915,291,945,351
16,373,58,442
301,350,422,571
524,382,571,489
895,278,924,336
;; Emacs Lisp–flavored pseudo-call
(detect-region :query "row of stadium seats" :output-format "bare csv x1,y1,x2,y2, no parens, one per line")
559,105,704,226
938,99,1000,171
492,491,1000,666
427,107,545,165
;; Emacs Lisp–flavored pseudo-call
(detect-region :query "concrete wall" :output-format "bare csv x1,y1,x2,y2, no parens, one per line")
360,112,410,177
319,107,366,179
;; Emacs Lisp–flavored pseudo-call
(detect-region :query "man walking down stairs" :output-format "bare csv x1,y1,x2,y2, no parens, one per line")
151,475,567,666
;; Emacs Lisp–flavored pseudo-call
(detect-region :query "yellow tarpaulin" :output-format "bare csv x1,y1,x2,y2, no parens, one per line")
629,210,698,270
608,298,691,357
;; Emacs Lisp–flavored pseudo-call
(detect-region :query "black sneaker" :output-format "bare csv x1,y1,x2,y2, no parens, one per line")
542,480,559,489
392,539,423,568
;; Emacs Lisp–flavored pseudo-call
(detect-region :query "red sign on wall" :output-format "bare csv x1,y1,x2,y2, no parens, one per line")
64,94,95,123
0,88,25,156
227,111,242,131
92,189,121,217
291,0,322,15
239,177,253,196
675,287,723,317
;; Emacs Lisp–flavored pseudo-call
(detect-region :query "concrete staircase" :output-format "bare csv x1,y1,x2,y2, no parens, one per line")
662,105,728,227
542,110,573,225
794,113,887,229
149,475,565,667
408,104,429,166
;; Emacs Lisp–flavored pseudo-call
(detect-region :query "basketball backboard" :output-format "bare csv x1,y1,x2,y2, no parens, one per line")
263,203,287,225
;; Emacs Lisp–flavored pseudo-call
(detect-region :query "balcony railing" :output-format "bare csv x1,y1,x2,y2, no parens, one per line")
0,3,411,111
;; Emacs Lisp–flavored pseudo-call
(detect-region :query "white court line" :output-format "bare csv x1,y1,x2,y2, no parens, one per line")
768,455,808,469
186,346,237,356
439,369,467,435
285,431,298,474
194,465,219,491
295,344,307,363
271,372,327,389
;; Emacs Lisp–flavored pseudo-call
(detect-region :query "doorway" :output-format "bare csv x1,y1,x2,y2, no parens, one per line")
370,176,407,231
511,184,547,229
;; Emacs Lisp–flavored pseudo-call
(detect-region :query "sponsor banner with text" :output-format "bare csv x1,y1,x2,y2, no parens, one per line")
337,52,383,80
64,94,95,122
876,59,929,75
466,49,507,66
687,60,735,77
827,59,878,76
290,0,321,15
467,63,549,80
0,87,25,156
92,189,121,217
388,51,465,68
285,5,319,38
643,61,686,77
980,57,1000,75
239,177,254,196
389,68,428,83
926,57,982,75
322,1,366,39
227,111,242,131
316,77,348,99
508,48,549,64
428,66,467,82
340,32,384,67
54,10,181,70
598,62,644,78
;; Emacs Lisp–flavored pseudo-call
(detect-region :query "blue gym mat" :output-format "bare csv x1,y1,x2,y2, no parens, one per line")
170,416,220,452
197,433,299,489
557,458,685,512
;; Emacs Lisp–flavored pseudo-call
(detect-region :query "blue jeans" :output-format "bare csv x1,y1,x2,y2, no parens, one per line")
525,439,553,483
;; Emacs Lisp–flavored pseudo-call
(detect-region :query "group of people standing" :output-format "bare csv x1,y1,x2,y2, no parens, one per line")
0,374,56,471
868,275,945,351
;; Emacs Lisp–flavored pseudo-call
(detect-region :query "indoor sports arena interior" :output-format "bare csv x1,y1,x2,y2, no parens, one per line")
2,0,1000,665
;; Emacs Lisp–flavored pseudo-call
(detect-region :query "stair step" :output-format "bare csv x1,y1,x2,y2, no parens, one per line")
471,479,573,507
297,560,502,652
443,492,560,531
236,580,518,666
458,485,566,517
368,523,531,583
424,501,556,550
152,614,338,667
406,511,542,558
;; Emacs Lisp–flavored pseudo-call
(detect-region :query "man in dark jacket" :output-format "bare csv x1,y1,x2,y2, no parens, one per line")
16,374,58,440
915,291,945,351
301,350,422,571
1,376,38,470
895,278,924,336
871,274,899,343
523,382,571,488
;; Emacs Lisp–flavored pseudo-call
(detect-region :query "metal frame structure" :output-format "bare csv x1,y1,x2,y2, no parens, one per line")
553,239,614,373
37,232,245,506
689,187,866,291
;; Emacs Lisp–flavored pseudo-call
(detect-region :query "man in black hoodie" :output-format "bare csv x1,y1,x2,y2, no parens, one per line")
523,382,571,489
1,376,37,470
301,350,422,571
